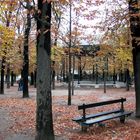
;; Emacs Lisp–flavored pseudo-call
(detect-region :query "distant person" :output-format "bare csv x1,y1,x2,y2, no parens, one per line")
18,78,23,91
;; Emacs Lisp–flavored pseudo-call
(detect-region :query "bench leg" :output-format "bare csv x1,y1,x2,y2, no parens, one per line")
120,116,125,123
82,125,87,132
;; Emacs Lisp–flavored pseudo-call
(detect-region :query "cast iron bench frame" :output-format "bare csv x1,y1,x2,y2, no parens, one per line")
72,98,133,131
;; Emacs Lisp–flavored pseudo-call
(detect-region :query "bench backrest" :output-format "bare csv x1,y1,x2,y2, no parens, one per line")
78,98,126,110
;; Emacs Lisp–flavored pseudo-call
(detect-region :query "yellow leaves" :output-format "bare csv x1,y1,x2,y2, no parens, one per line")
0,25,15,46
0,24,23,74
115,47,133,72
51,45,65,61
0,25,15,57
116,47,132,62
29,40,36,73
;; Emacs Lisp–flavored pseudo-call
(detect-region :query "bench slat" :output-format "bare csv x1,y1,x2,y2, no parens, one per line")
82,111,133,126
72,109,121,122
78,98,126,110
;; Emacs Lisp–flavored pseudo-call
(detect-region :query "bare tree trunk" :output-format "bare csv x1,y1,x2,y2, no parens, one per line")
22,1,31,98
36,1,54,140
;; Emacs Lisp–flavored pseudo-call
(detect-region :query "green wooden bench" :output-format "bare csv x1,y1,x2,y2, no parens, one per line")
72,98,133,131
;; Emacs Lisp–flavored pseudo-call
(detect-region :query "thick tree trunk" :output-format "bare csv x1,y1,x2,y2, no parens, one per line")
22,1,31,98
36,1,54,140
133,48,140,116
129,0,140,117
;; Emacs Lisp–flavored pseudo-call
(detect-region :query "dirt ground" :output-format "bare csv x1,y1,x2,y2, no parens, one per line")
0,83,138,140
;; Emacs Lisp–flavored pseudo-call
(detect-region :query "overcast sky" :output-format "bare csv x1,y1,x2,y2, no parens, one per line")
51,0,128,46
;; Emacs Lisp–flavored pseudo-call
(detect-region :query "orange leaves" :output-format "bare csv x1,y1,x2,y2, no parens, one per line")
97,44,113,56
0,98,36,135
0,86,138,140
60,0,67,4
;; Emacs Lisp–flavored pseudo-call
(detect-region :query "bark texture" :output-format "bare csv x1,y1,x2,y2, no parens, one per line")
36,1,54,140
129,0,140,117
22,1,31,98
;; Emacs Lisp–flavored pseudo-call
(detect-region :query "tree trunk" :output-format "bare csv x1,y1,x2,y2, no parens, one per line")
22,1,31,98
36,1,54,140
65,56,68,82
6,64,10,88
62,57,66,82
103,69,106,93
51,61,55,89
92,65,95,81
30,72,34,85
133,48,140,116
0,57,5,94
78,56,81,84
95,63,98,84
129,0,140,117
11,71,14,86
68,2,72,105
34,70,37,88
72,55,75,96
113,57,116,84
68,49,72,105
126,69,130,91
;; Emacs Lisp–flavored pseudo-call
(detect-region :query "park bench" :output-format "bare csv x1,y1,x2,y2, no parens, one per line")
72,98,133,131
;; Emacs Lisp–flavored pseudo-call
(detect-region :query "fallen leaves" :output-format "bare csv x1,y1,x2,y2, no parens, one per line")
0,87,138,140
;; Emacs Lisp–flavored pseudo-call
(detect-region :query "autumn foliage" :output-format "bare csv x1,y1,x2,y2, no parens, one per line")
0,86,137,140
